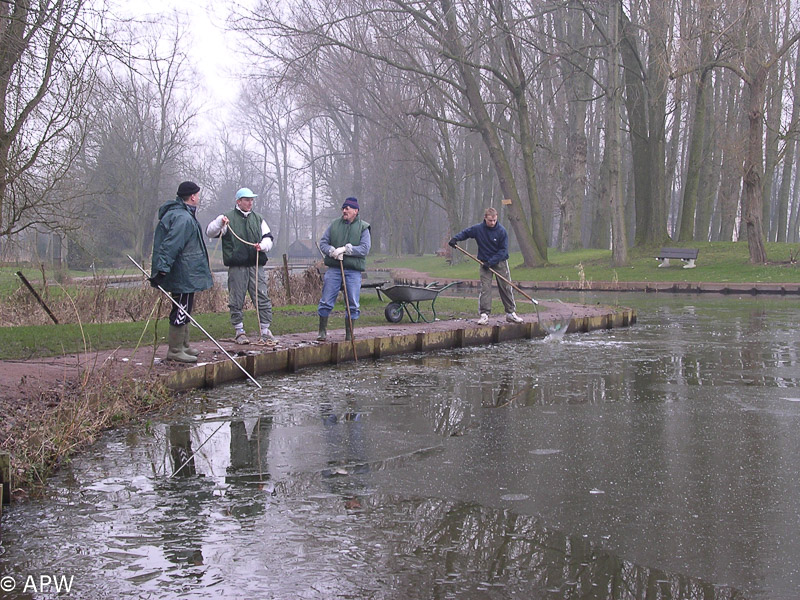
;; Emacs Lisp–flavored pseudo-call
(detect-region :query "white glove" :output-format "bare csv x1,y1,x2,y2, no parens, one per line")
344,243,353,255
257,238,273,253
206,214,228,238
328,247,339,258
333,246,347,260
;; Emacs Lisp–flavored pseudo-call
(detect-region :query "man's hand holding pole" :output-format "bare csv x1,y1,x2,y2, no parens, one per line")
127,255,262,389
450,243,538,306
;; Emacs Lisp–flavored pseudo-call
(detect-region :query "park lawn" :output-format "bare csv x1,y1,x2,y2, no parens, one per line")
0,294,500,360
3,240,800,360
374,241,800,284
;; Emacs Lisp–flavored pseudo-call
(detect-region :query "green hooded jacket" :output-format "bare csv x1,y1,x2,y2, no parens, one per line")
151,197,213,293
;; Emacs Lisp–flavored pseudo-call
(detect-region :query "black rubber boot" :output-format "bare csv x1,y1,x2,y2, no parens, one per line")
316,316,328,341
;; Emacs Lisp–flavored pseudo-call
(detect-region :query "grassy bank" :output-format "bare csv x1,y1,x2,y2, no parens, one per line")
0,294,523,360
4,373,175,494
3,241,800,360
376,241,800,284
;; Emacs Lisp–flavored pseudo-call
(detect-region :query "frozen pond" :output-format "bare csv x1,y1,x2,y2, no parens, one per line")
1,293,799,599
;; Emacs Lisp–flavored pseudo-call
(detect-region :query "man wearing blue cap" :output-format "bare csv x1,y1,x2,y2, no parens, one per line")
316,197,371,341
207,187,276,344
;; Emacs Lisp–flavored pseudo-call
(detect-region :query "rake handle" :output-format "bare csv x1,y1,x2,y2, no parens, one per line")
452,243,538,305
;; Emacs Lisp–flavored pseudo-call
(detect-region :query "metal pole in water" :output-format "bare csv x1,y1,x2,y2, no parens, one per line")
126,255,262,389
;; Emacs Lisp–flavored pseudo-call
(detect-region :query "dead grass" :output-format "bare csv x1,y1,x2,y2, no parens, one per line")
0,263,326,494
0,263,325,327
0,365,174,495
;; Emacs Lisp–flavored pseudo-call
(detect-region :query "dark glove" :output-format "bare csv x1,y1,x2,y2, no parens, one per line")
481,262,490,270
149,272,166,288
448,238,457,248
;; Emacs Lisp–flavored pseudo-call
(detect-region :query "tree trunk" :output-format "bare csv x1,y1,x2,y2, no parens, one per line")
678,68,710,241
717,70,745,241
619,8,652,246
607,0,628,266
742,63,768,264
644,0,670,245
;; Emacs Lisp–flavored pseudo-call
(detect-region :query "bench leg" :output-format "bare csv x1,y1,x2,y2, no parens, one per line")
683,258,696,269
657,258,670,268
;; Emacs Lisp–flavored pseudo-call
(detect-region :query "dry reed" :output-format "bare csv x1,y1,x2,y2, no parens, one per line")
0,263,324,493
0,263,325,327
0,357,175,494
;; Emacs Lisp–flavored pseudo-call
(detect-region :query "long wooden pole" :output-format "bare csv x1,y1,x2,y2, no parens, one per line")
127,255,262,389
452,244,538,305
16,271,59,323
339,259,358,363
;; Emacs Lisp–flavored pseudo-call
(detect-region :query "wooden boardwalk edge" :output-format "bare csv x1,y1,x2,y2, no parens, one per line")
162,307,636,393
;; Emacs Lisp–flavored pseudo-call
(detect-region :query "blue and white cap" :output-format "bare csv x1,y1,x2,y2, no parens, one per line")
235,187,258,200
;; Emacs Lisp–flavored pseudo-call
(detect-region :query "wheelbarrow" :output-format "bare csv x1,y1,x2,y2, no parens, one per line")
376,281,460,323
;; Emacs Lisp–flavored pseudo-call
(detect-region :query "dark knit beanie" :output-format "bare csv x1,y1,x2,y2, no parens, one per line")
177,181,200,197
342,197,359,210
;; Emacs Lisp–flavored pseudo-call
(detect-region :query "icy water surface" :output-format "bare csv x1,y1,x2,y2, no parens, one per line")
1,294,799,599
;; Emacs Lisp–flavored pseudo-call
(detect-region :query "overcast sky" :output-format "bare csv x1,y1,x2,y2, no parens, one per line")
114,0,253,119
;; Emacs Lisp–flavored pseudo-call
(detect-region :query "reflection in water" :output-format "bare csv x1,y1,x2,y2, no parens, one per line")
228,416,272,483
358,495,746,600
169,424,196,477
4,294,800,598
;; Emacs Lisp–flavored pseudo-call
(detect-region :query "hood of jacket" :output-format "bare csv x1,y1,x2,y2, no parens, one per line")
158,196,186,220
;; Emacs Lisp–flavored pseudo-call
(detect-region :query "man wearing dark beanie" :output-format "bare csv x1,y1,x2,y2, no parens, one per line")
150,181,213,362
316,196,371,341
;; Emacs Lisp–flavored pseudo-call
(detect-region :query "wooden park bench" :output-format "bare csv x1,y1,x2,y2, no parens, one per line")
656,247,699,269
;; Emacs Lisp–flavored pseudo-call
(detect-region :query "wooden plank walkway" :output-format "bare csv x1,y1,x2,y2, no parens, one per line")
161,302,636,392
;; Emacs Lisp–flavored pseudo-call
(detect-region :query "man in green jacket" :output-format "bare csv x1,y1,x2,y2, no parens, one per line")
316,197,371,341
150,181,214,363
206,187,276,345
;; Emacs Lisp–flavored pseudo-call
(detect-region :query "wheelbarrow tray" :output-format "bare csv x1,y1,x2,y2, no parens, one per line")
377,281,460,323
379,284,444,303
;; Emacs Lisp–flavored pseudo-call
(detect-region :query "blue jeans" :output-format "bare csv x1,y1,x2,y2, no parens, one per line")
317,267,362,319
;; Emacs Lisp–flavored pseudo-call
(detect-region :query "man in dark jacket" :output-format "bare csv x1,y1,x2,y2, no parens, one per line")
316,197,371,341
150,181,214,362
206,187,276,345
449,207,523,325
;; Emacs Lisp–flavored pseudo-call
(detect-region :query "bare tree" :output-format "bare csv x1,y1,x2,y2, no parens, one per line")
776,46,800,242
77,19,201,265
736,0,800,263
0,0,104,243
239,0,551,266
552,6,594,252
605,0,628,265
237,82,302,252
675,0,713,242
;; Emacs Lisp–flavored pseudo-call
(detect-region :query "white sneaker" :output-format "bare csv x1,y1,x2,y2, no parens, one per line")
506,312,523,323
476,313,489,325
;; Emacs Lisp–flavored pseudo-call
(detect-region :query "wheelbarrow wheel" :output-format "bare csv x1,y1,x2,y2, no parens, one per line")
385,302,404,323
